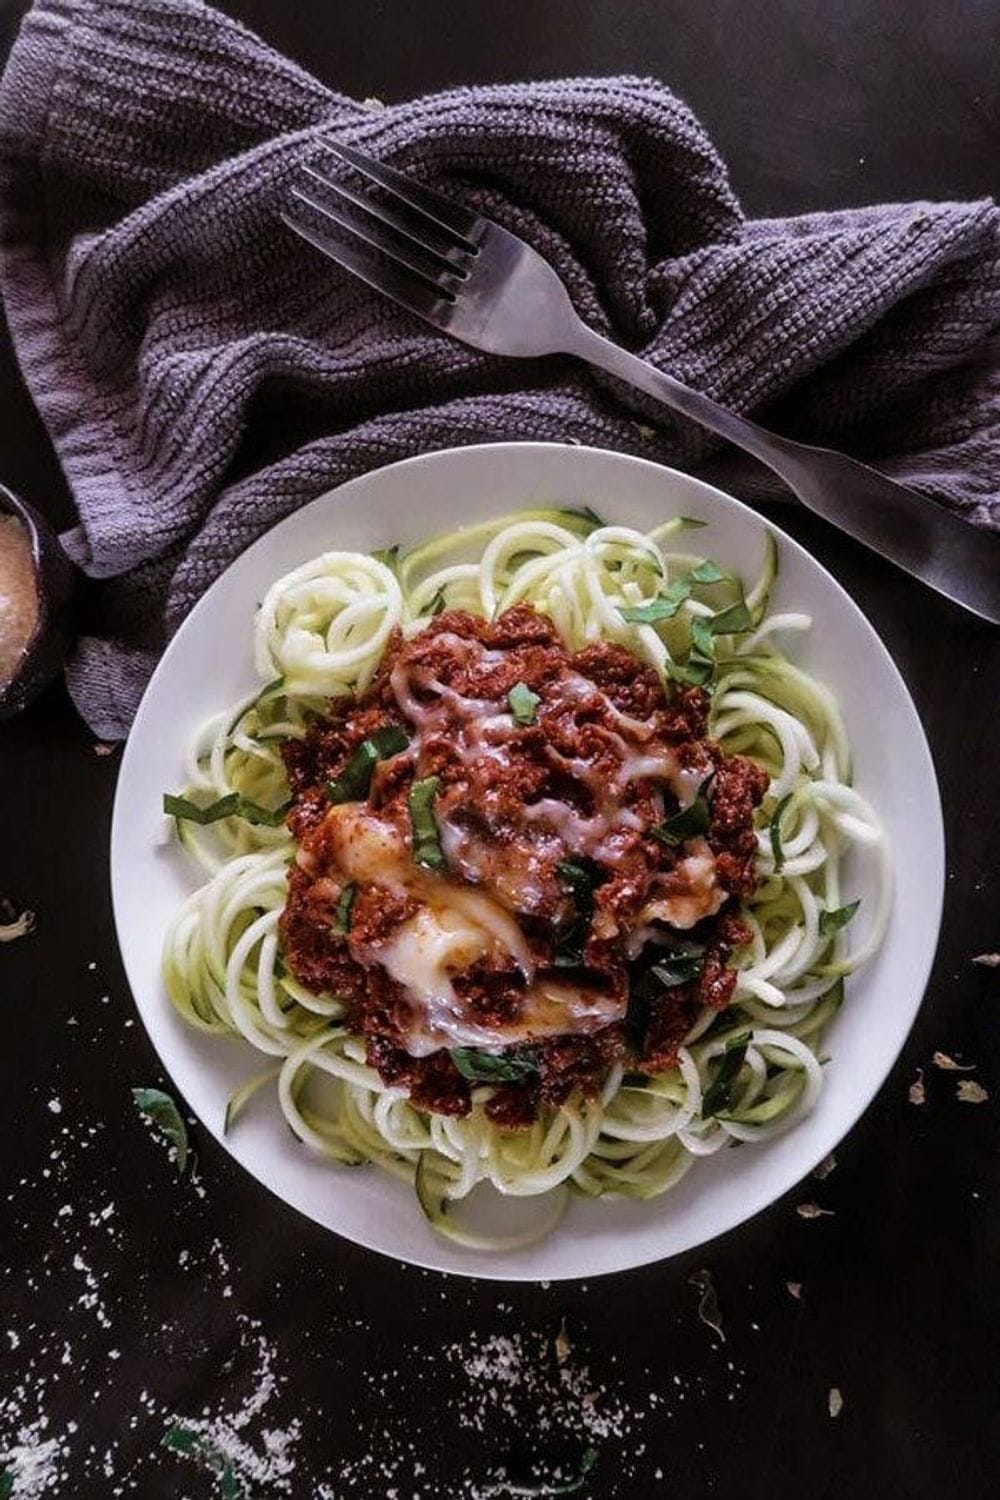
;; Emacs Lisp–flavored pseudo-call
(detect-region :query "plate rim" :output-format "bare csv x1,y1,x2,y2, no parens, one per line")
110,440,945,1281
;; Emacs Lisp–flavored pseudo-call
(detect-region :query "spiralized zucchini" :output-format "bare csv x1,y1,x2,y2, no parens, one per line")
162,508,890,1248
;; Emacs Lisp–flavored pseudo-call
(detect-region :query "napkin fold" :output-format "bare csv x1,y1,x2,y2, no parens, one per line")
1,0,999,736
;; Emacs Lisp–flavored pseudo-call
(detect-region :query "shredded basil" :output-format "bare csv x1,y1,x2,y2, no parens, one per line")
556,859,594,894
163,792,291,828
408,776,446,871
652,952,704,987
819,899,860,936
428,588,447,616
701,1039,749,1118
0,1472,12,1500
690,559,727,584
132,1087,189,1174
654,775,713,845
372,544,399,569
710,597,753,635
667,657,714,687
452,1048,539,1084
326,725,409,804
769,793,793,873
553,859,599,967
331,882,356,936
162,1425,203,1457
508,681,541,725
220,1464,242,1500
620,577,691,624
677,516,707,530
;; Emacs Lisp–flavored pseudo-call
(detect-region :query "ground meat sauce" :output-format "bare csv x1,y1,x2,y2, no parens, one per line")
279,604,767,1123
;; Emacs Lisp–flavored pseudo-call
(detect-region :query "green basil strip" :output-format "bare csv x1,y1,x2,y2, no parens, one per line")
556,859,595,895
554,859,598,967
819,899,860,937
690,559,727,584
701,1039,749,1119
452,1047,539,1084
667,657,714,687
654,775,713,846
330,882,356,936
408,776,446,871
508,681,541,725
372,544,399,569
710,597,753,635
161,1425,204,1457
163,792,291,828
428,588,447,617
769,793,793,873
690,616,716,663
326,725,409,804
652,953,703,987
0,1473,12,1500
132,1088,189,1174
620,577,691,624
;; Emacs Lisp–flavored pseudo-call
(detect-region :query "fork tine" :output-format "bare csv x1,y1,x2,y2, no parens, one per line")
324,140,483,251
290,186,459,295
300,166,471,275
280,209,449,324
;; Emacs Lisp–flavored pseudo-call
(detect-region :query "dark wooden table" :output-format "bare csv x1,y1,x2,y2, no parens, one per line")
2,2,998,1496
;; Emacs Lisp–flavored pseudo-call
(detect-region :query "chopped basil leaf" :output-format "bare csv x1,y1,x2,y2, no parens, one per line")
327,741,378,804
372,544,399,569
326,725,408,804
331,882,356,936
554,858,599,967
690,559,727,584
556,859,595,894
701,1039,749,1118
652,953,703,987
667,657,714,686
163,792,291,827
690,616,716,662
0,1472,12,1500
220,1464,243,1500
274,952,286,980
654,776,713,845
161,1425,203,1456
369,724,410,756
408,776,446,871
452,1047,539,1083
428,588,447,617
508,681,541,725
677,516,707,530
769,793,793,873
620,577,691,624
819,899,860,936
132,1087,189,1174
710,598,753,635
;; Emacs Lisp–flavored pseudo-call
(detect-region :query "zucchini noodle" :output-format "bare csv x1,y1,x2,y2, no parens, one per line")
162,508,890,1248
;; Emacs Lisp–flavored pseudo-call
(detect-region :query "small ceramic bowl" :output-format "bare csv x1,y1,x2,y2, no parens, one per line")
0,484,75,720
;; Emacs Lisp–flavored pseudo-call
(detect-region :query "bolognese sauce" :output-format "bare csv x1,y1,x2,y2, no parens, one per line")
280,604,767,1122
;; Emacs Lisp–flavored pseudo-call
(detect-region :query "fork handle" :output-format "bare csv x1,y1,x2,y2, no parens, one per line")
565,322,1000,625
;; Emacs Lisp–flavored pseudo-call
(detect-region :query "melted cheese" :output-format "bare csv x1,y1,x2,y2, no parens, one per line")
638,838,725,930
319,803,626,1056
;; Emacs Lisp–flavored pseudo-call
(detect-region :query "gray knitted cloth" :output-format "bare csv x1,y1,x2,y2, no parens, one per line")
1,0,999,737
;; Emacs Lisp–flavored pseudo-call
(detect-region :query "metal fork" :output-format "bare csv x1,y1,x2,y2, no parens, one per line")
283,142,1000,625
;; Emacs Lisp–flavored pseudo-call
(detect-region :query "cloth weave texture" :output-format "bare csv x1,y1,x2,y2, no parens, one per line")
1,0,998,736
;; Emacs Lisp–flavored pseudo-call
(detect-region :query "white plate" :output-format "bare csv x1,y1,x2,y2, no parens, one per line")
111,442,943,1280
